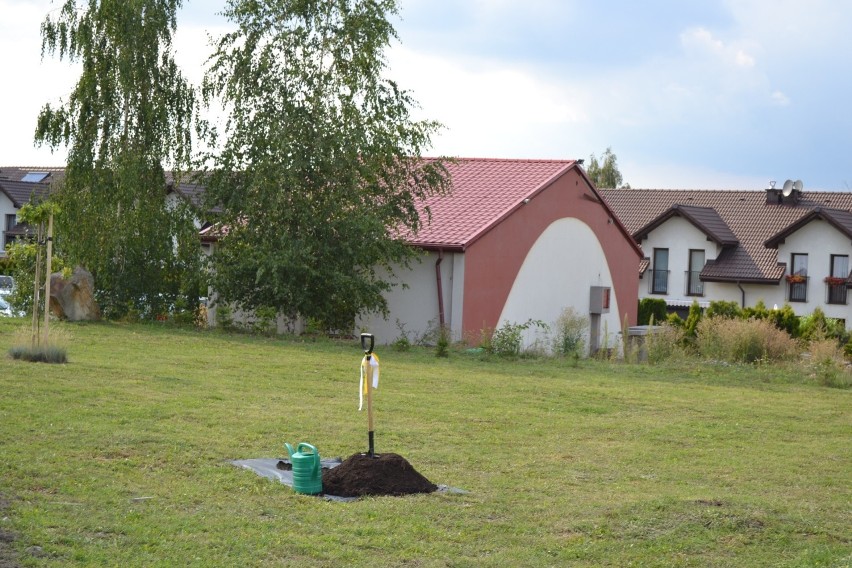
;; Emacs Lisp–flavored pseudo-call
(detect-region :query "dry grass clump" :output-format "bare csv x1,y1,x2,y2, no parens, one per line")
806,338,852,388
696,317,799,364
644,324,688,364
7,324,71,364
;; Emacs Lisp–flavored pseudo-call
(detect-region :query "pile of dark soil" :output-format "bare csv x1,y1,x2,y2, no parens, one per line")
322,453,437,498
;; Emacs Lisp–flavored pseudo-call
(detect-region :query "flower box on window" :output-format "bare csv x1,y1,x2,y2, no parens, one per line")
785,274,806,284
823,276,846,286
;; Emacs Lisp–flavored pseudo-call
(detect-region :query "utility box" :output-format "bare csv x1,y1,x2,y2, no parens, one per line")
589,286,611,315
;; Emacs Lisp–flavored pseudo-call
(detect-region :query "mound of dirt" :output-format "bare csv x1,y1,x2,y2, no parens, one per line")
322,453,437,498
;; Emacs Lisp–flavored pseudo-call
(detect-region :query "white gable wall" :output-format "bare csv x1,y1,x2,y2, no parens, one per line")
0,192,16,255
775,219,852,322
498,218,622,354
639,216,720,305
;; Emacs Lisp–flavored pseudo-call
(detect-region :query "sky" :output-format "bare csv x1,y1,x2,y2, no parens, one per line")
2,0,851,190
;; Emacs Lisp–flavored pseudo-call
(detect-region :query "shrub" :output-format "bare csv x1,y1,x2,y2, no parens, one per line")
742,300,770,321
684,300,702,340
435,326,450,358
800,307,845,342
705,300,742,320
638,298,667,326
768,304,800,337
216,304,234,330
696,316,799,364
552,307,588,357
490,319,548,357
666,312,685,327
253,306,278,335
391,320,411,352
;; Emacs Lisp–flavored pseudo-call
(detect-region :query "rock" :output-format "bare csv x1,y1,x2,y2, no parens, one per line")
49,267,101,321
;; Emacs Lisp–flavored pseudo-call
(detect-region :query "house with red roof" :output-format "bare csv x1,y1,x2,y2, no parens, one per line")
603,185,852,326
357,158,643,350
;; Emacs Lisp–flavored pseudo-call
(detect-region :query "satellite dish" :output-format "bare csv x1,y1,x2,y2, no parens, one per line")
793,180,803,192
782,180,794,197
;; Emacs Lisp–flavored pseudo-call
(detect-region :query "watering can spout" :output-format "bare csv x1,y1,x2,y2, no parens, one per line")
284,443,295,459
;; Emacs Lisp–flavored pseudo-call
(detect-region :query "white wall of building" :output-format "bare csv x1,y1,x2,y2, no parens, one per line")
0,192,16,255
356,250,463,345
497,218,622,354
775,219,852,323
639,216,720,306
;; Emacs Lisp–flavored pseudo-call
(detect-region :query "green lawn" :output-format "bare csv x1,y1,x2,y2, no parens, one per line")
0,319,849,567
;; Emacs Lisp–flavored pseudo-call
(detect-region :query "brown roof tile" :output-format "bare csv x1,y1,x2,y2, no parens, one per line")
602,189,852,283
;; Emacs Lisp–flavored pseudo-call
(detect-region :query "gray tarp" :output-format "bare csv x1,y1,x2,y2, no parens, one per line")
231,458,466,501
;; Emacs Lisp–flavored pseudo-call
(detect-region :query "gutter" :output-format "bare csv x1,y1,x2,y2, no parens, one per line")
435,250,445,328
737,282,746,308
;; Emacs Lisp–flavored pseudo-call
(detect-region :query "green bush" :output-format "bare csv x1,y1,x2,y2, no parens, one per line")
552,307,588,357
768,304,800,337
638,298,667,326
705,300,741,319
742,300,770,321
435,326,450,358
684,300,702,340
490,319,548,357
800,307,845,341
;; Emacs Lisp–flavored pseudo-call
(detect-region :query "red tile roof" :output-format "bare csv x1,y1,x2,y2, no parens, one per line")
407,158,577,250
602,189,852,283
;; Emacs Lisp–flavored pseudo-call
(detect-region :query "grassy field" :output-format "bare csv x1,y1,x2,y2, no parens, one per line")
0,319,849,567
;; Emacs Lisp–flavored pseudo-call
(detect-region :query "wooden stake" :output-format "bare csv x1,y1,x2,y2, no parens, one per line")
31,222,44,348
42,214,54,347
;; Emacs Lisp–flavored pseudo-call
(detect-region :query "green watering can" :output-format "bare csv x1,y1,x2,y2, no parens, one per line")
285,442,322,495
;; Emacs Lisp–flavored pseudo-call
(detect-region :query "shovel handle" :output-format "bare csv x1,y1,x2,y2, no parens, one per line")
360,333,374,355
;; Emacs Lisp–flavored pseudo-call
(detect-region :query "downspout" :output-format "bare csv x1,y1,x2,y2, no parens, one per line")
435,250,446,328
737,282,746,308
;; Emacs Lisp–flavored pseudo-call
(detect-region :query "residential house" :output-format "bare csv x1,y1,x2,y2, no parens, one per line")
602,186,852,326
356,158,643,350
0,168,57,254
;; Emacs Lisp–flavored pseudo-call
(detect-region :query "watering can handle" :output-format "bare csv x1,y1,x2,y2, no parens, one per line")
361,333,374,355
296,443,320,474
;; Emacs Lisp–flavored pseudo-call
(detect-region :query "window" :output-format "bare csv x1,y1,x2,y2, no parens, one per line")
652,248,669,294
21,172,48,183
687,249,705,296
788,253,808,302
2,214,16,249
828,254,848,305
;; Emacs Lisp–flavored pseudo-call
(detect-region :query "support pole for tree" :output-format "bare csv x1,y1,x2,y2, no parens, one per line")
42,214,54,347
31,222,44,348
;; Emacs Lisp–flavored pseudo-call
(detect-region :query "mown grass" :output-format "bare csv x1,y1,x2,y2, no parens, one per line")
0,318,849,567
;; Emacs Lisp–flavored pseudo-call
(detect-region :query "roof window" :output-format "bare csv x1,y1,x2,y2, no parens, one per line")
21,172,49,183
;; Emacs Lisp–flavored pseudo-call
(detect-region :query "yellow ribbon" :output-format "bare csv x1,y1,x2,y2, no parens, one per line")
358,352,380,411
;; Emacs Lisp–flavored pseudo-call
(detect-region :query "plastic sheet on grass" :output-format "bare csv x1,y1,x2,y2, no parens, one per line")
231,458,467,502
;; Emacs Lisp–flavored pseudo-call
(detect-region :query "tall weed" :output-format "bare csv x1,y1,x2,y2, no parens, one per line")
696,317,798,364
